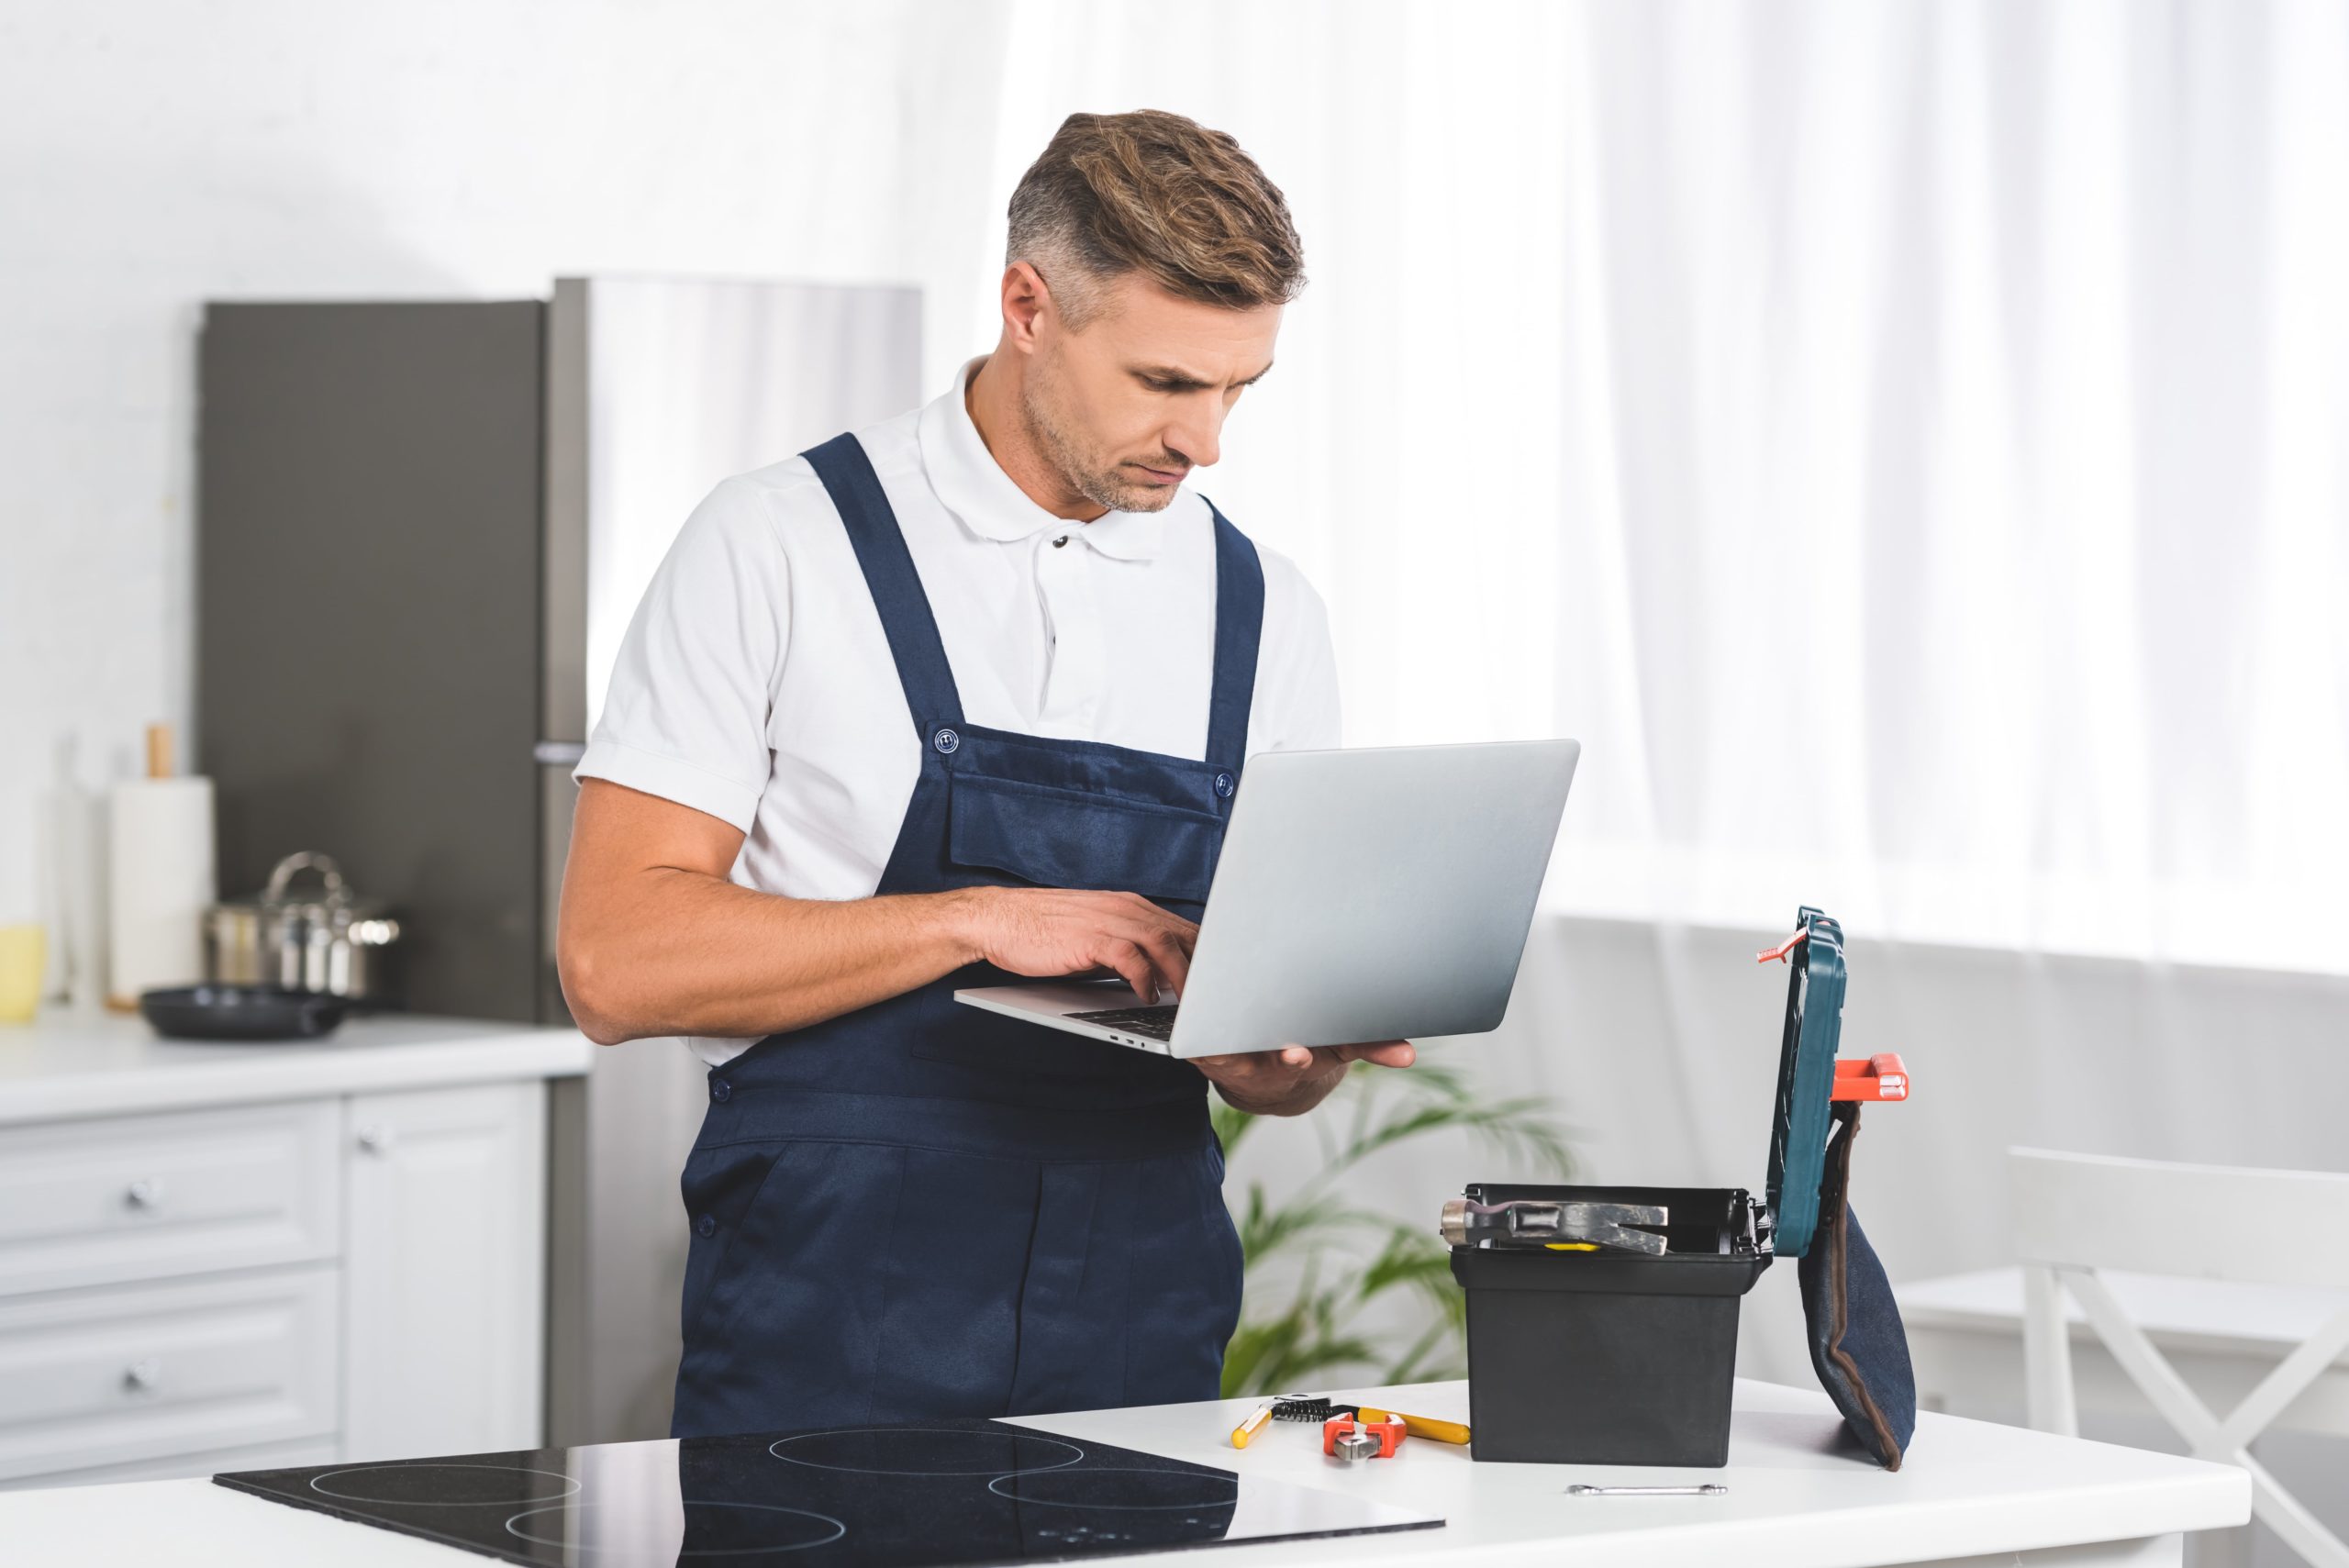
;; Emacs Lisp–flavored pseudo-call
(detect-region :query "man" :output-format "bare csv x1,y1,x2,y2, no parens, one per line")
559,109,1413,1440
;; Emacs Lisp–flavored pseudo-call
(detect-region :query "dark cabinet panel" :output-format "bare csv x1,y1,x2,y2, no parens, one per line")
197,302,545,1021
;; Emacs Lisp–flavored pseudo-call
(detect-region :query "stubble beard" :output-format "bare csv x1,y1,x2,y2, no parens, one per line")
1017,376,1178,516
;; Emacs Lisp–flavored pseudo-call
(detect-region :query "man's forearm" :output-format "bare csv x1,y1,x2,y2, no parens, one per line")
561,869,983,1045
559,778,1202,1049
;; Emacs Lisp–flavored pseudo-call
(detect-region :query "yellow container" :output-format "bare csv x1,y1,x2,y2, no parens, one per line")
0,925,45,1024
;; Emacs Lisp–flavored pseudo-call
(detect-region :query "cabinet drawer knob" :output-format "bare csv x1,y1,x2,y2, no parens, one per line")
356,1124,396,1155
123,1178,165,1211
124,1358,163,1393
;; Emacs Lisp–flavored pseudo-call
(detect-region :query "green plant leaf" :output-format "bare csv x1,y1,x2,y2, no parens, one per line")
1354,1226,1448,1300
1338,1095,1576,1178
1236,1186,1393,1264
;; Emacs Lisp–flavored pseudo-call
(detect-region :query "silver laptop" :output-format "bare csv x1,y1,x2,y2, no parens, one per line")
953,740,1578,1057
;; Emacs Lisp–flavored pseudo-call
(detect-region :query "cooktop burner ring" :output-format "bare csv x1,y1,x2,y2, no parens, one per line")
986,1465,1241,1512
505,1500,848,1556
767,1425,1085,1475
306,1462,582,1507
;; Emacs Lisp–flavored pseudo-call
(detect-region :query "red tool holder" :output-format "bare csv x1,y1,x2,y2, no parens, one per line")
1830,1052,1909,1102
1323,1411,1405,1459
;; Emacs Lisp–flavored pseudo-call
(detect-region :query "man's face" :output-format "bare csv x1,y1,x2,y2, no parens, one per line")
1018,270,1281,515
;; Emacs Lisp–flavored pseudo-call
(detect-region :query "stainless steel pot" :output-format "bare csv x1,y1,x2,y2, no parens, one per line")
204,851,401,1001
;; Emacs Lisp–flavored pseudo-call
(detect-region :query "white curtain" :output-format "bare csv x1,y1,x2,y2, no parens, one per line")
962,6,2349,1444
951,0,2349,979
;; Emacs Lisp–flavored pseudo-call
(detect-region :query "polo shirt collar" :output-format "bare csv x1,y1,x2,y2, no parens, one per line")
918,357,1167,562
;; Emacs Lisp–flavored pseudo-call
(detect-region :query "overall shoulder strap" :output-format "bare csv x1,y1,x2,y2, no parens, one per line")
1204,504,1265,772
802,434,965,735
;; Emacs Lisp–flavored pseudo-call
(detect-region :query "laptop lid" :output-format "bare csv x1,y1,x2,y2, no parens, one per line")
1167,740,1579,1056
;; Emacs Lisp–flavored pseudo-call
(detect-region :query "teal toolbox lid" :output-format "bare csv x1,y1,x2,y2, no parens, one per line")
1762,906,1845,1260
1449,905,1871,1270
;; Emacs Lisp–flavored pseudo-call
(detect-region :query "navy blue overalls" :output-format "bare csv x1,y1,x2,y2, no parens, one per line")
670,433,1262,1440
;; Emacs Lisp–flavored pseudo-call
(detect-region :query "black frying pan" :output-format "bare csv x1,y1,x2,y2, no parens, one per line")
139,984,349,1042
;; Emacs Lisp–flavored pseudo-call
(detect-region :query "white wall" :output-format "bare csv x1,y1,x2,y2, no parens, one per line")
0,0,1010,812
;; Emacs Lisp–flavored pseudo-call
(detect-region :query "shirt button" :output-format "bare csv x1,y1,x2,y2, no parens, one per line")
1214,771,1236,798
932,727,961,755
1052,535,1070,549
694,1213,718,1239
708,1078,732,1104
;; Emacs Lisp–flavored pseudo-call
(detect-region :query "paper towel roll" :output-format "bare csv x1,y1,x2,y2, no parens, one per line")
107,775,216,1005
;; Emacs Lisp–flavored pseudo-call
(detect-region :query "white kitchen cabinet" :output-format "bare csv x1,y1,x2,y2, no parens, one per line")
340,1081,546,1462
0,1013,591,1491
0,1266,339,1482
0,1099,340,1297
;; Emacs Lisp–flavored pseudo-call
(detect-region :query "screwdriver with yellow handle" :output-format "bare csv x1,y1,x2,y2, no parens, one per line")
1356,1405,1473,1445
1229,1399,1278,1449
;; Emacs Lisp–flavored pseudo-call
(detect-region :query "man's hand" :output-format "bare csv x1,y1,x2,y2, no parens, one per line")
956,885,1198,1001
1193,1040,1418,1118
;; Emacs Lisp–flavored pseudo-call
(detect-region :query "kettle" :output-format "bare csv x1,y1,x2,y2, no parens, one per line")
204,852,401,1002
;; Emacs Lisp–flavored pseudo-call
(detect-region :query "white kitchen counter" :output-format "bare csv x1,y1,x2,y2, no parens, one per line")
0,1377,2249,1567
0,1006,593,1485
0,1007,594,1126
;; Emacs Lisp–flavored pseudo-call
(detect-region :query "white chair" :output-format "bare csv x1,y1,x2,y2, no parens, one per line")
2012,1147,2349,1568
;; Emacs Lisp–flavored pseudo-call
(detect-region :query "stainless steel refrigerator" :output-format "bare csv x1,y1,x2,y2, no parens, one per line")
197,277,922,1444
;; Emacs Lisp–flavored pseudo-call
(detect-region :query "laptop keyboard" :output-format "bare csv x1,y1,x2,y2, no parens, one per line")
1066,1005,1180,1041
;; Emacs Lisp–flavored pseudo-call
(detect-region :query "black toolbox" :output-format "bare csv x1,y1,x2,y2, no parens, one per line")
1446,907,1909,1467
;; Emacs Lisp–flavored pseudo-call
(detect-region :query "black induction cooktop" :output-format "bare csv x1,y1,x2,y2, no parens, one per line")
214,1418,1443,1566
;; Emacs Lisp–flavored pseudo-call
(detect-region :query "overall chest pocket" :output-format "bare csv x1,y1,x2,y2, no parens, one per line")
917,773,1224,1084
944,773,1223,908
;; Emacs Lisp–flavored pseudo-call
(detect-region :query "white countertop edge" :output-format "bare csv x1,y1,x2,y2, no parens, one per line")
1462,1473,2254,1568
8,1475,450,1567
0,1446,2253,1568
0,1023,596,1127
0,1382,2255,1568
1007,1380,2254,1568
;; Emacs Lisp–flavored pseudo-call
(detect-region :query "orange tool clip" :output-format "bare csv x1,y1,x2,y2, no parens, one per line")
1323,1410,1406,1459
1831,1053,1910,1102
1757,929,1809,963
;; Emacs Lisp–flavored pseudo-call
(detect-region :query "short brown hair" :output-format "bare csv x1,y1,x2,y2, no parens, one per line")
1006,110,1305,322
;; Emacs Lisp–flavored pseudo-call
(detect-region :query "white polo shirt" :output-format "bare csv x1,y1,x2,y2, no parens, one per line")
575,360,1342,1065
